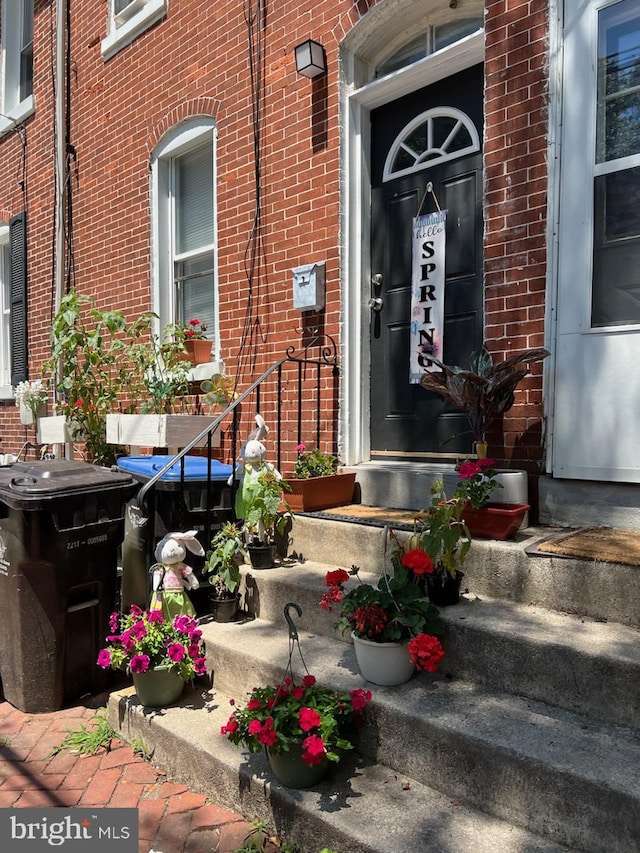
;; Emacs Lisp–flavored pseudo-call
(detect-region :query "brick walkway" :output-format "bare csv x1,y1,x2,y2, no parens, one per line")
0,690,278,853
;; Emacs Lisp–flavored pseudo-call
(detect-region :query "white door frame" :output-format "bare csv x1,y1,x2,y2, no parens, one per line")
338,30,485,466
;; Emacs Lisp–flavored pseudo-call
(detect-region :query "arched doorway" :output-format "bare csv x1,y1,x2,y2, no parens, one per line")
340,5,485,464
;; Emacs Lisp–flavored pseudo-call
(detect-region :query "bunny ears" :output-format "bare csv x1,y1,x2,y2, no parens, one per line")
156,531,205,558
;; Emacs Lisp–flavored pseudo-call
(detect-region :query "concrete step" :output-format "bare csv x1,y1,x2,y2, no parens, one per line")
108,616,640,853
287,515,640,628
107,681,575,853
235,560,640,731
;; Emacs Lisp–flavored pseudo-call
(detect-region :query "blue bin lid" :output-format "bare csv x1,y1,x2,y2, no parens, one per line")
117,455,232,482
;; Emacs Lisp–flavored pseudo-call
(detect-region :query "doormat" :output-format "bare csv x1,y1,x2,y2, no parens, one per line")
308,504,428,530
534,527,640,566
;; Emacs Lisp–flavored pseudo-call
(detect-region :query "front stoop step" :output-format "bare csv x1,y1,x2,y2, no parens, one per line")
107,513,640,853
108,683,574,853
108,617,640,853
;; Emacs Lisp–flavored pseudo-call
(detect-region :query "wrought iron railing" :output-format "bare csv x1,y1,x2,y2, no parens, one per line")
136,336,339,566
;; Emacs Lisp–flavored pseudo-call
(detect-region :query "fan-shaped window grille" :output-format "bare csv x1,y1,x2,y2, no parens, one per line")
383,107,480,181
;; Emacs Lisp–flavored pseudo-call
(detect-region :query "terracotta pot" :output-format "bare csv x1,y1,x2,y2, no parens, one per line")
462,502,530,540
351,632,415,685
181,338,212,365
285,472,356,512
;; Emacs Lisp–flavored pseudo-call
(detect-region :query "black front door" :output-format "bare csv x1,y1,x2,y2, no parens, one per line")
370,64,484,458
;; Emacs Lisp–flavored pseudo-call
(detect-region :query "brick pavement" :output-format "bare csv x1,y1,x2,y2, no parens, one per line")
0,690,279,853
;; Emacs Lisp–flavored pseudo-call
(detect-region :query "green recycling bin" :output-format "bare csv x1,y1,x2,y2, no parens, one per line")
0,460,136,713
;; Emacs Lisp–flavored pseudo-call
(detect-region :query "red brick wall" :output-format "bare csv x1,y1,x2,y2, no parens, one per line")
484,0,549,469
0,0,551,475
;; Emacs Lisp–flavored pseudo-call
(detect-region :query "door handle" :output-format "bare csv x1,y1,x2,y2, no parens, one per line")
368,296,383,312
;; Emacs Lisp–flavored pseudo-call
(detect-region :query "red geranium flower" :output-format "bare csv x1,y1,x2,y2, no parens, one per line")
401,548,434,575
407,633,446,673
325,568,350,587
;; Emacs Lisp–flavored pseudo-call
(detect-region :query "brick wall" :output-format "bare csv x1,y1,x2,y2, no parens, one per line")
0,0,551,475
484,0,549,468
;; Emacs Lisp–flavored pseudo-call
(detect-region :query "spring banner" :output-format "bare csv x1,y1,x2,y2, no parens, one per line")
409,209,447,384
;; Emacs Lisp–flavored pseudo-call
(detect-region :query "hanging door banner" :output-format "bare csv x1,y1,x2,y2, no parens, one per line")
409,210,447,384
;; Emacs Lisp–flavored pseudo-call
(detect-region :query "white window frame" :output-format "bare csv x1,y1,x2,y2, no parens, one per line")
101,0,167,61
150,118,221,371
0,0,35,138
0,226,13,397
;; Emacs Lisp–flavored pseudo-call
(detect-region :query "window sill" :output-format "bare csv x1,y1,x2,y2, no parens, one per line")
0,97,35,139
101,0,167,61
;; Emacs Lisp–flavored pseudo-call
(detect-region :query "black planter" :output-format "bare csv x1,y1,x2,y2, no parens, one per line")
248,543,276,569
209,592,240,622
426,570,464,607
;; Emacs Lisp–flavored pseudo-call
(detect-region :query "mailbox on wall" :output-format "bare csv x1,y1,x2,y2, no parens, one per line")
292,262,325,311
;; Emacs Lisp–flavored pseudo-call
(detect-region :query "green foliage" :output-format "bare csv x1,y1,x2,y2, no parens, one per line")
243,470,292,544
204,522,246,597
42,292,192,464
130,736,154,761
419,345,549,444
418,480,471,578
332,563,445,643
222,674,371,764
292,444,336,479
47,710,116,757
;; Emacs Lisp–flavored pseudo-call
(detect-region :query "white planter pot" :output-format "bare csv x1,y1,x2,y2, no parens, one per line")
36,416,77,443
493,470,528,504
351,632,415,686
106,414,220,448
19,402,47,426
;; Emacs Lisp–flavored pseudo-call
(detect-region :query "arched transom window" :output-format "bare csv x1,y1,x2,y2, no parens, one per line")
383,106,480,181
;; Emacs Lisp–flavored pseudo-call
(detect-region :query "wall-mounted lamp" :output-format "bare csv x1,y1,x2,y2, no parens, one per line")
294,39,327,78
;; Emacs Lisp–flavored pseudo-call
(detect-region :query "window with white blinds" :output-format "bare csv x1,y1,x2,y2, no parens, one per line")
151,119,218,361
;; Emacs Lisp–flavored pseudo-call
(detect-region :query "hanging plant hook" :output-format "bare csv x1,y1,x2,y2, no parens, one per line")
283,602,302,641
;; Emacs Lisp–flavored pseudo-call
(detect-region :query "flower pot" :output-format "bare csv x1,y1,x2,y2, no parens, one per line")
425,570,464,607
462,502,530,540
247,542,276,569
132,666,185,708
209,592,240,622
180,339,212,365
351,632,415,686
267,743,329,788
285,472,356,513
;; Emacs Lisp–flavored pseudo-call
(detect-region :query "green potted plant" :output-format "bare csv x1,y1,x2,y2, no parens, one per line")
97,605,207,708
453,458,529,540
321,557,446,685
242,469,293,568
220,672,372,788
415,479,472,606
167,318,212,365
203,522,246,621
419,345,549,457
285,442,356,513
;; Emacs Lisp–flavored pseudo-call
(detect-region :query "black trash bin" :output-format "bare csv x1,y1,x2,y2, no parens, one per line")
116,455,233,613
0,460,136,713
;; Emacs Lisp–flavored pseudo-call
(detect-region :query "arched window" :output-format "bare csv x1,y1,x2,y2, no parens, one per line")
150,118,219,364
383,107,480,181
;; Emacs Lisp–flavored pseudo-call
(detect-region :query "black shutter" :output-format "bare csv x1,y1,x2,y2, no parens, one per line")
9,211,28,386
